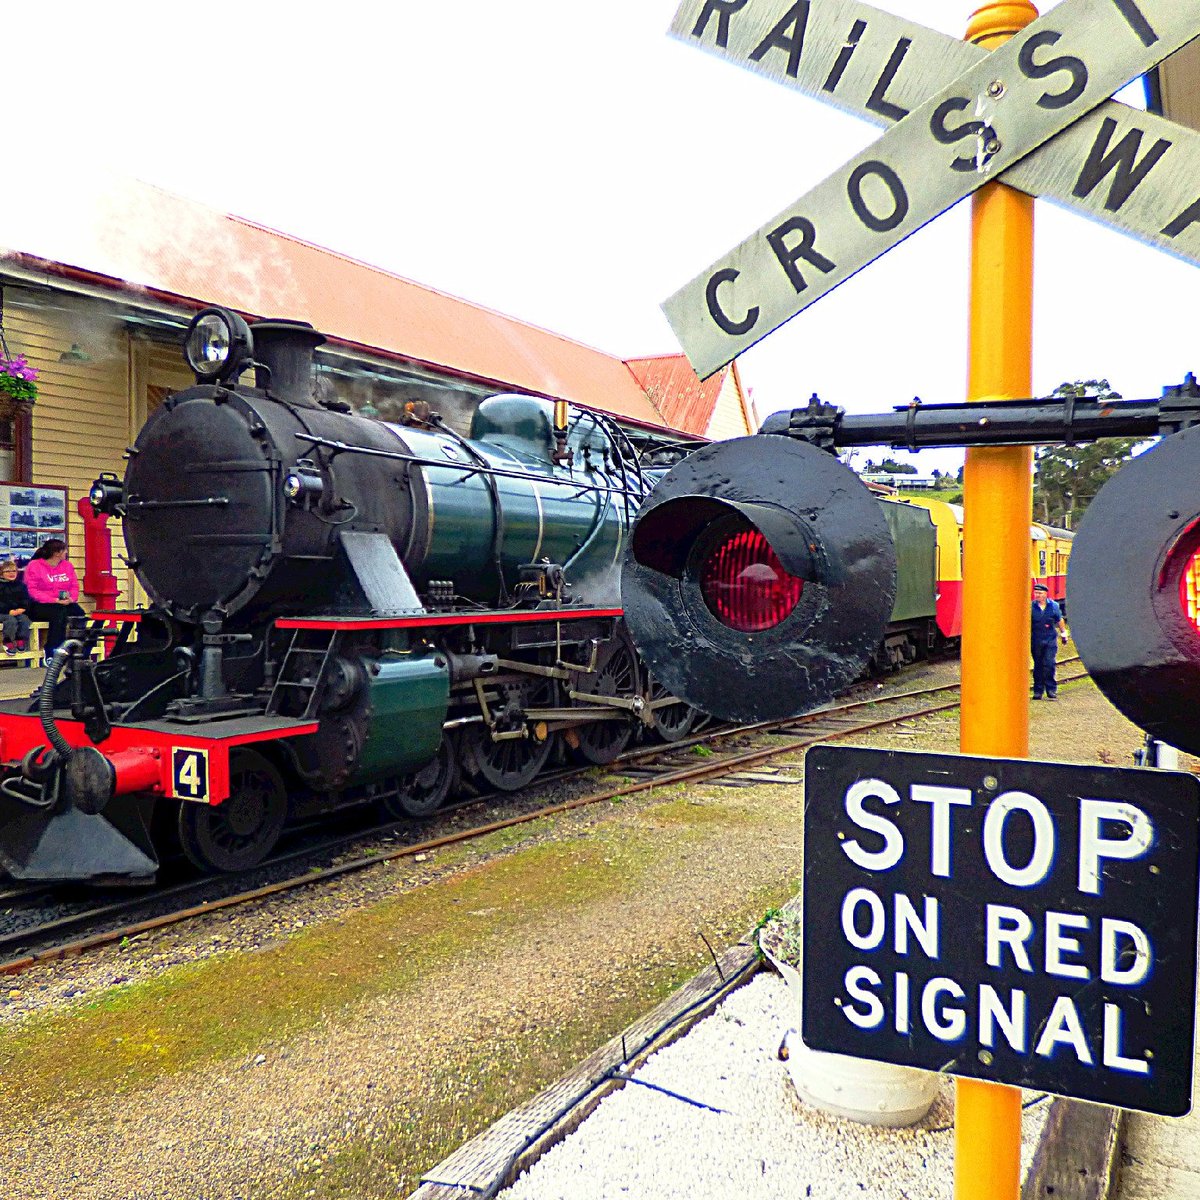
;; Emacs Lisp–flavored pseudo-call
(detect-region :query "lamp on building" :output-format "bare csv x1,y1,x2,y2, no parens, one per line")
59,344,92,363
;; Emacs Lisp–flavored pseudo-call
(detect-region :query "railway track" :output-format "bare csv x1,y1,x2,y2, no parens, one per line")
0,665,1086,979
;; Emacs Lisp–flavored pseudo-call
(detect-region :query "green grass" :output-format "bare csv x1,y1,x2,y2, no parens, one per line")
0,787,800,1198
637,796,756,827
896,486,962,503
275,873,792,1199
0,790,780,1124
0,834,658,1121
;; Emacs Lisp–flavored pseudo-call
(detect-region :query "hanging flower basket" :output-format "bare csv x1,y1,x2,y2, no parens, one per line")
0,356,37,406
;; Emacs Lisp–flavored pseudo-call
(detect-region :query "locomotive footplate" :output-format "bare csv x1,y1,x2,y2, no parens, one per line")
0,707,319,806
274,607,624,632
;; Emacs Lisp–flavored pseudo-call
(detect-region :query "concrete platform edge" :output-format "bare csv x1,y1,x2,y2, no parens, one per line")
408,938,761,1199
407,889,1123,1200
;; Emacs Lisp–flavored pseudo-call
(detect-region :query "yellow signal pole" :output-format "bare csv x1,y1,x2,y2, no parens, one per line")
957,3,1038,1198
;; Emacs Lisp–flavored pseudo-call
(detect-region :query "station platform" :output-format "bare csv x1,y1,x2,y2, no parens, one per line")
409,923,1143,1200
0,663,43,702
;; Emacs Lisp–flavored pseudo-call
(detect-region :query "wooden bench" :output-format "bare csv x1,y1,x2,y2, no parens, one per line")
0,622,50,669
0,612,121,671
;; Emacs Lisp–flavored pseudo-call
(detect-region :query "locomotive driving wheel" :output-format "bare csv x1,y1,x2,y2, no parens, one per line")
380,737,458,819
647,674,699,743
177,749,288,873
572,636,639,765
465,675,559,792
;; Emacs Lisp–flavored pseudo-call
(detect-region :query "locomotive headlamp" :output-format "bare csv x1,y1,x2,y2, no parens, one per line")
184,307,254,383
283,461,324,505
622,434,897,724
88,472,125,516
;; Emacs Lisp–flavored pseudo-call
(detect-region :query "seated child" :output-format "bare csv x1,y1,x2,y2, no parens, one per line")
0,559,31,655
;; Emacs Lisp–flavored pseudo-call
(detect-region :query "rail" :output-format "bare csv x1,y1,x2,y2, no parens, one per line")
0,665,1088,979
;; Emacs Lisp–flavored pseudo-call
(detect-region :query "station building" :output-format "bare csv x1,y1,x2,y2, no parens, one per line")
0,175,755,607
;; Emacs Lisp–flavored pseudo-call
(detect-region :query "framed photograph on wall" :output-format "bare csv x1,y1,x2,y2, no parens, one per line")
0,482,67,568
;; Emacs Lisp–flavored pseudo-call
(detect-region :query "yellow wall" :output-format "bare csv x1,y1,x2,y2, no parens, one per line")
2,290,203,609
145,338,194,406
705,371,753,440
5,292,135,608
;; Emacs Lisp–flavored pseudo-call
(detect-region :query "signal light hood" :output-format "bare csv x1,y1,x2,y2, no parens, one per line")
622,434,897,724
631,496,822,583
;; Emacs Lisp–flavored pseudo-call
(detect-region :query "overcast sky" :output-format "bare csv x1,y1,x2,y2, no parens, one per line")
9,1,1198,472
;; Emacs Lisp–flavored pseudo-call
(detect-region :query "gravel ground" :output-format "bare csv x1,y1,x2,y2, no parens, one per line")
0,763,711,1027
500,973,1052,1200
0,656,1181,1199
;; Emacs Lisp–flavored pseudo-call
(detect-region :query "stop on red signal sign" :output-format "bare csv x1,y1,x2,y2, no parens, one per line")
802,745,1200,1116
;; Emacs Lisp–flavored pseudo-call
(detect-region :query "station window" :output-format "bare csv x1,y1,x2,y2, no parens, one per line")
0,411,31,482
0,416,15,481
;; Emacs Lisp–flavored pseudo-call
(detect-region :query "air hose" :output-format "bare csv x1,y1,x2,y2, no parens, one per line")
36,639,83,764
4,640,82,808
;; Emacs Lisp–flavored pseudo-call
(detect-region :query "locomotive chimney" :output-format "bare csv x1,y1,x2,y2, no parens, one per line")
252,320,326,407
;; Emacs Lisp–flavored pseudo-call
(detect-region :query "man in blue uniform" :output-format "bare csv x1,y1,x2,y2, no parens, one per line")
1031,583,1068,700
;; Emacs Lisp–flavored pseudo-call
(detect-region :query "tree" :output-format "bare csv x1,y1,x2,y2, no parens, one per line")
1032,380,1141,528
878,457,917,474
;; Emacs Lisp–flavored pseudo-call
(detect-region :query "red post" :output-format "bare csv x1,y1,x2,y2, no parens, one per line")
76,495,120,613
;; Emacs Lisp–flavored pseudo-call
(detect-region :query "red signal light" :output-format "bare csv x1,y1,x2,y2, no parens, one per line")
1180,549,1200,638
699,523,804,632
622,434,897,724
1177,538,1200,636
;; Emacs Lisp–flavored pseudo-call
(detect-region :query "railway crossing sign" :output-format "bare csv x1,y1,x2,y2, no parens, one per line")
802,745,1200,1116
665,0,1200,378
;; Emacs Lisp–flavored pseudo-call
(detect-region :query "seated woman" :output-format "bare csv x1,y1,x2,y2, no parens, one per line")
25,539,85,654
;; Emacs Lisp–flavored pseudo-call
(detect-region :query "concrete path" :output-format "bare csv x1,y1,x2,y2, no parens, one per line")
0,662,42,700
1117,985,1200,1196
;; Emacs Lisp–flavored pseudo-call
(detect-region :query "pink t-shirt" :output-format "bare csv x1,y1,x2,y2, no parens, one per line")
24,558,79,604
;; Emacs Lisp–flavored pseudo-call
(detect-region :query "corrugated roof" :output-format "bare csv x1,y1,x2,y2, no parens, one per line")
1,171,671,428
625,354,729,435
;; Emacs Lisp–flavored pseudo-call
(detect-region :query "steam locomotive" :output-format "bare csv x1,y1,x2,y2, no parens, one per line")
0,309,699,882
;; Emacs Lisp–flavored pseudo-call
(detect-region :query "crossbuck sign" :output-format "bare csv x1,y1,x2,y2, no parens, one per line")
665,0,1200,378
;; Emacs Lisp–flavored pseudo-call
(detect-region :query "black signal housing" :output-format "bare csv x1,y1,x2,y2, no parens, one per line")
622,435,897,723
1068,424,1200,755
